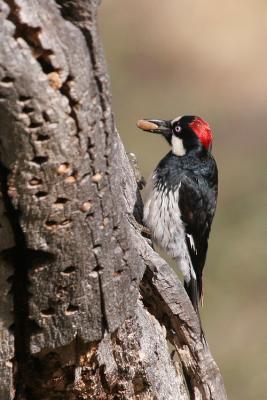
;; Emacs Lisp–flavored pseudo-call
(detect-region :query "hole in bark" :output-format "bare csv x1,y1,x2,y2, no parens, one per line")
55,197,69,205
41,307,55,317
28,320,43,335
13,22,41,44
36,50,55,74
65,304,79,315
60,75,77,104
2,76,14,83
37,134,49,141
22,105,34,113
62,266,76,274
32,156,48,165
35,191,47,198
112,269,123,277
19,95,31,102
93,265,103,272
29,177,42,186
42,111,50,121
29,250,55,270
45,220,57,228
87,137,95,151
29,121,43,129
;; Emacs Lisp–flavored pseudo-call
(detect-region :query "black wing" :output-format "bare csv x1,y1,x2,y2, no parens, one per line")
178,166,218,305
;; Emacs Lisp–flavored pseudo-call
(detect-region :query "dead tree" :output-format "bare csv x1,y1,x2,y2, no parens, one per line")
0,1,228,399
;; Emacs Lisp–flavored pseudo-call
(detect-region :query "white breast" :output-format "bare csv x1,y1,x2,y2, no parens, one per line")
143,174,194,281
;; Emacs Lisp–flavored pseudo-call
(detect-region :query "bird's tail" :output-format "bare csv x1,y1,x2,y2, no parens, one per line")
184,275,206,340
184,276,200,315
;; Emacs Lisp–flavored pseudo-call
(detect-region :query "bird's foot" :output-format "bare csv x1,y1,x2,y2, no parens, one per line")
127,215,152,245
127,152,146,189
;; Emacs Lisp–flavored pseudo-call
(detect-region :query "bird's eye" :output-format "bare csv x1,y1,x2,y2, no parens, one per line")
175,125,181,133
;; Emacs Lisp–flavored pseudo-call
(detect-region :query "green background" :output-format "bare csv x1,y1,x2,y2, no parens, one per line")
99,1,267,399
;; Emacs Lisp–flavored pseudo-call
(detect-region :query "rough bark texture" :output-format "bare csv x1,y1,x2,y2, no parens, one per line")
0,0,227,399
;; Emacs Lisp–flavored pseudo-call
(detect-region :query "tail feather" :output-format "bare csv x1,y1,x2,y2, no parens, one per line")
184,276,200,315
184,276,206,340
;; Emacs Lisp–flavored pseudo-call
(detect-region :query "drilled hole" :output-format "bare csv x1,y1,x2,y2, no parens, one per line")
28,320,43,335
37,134,49,141
35,191,47,198
32,156,48,165
62,266,76,275
93,265,103,272
65,304,79,315
45,220,57,228
88,140,94,150
22,105,34,113
42,111,50,121
29,121,43,129
55,197,69,204
41,307,55,317
30,177,42,186
19,95,31,102
112,269,123,277
36,49,55,74
2,76,14,83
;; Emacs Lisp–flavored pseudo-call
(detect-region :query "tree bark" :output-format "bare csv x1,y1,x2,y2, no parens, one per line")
0,1,227,399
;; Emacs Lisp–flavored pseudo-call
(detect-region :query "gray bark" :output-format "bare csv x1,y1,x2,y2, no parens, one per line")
0,0,227,399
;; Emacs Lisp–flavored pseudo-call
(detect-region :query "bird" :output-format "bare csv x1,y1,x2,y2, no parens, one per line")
137,116,218,317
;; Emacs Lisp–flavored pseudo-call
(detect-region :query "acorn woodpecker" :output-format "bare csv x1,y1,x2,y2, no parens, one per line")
137,116,218,316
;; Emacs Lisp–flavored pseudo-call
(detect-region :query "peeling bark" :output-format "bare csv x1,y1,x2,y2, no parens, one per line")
0,0,227,399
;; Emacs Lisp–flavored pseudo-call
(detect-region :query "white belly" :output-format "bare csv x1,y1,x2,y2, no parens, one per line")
143,175,193,281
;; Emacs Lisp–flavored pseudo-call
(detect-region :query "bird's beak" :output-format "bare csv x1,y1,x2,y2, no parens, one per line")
137,119,172,142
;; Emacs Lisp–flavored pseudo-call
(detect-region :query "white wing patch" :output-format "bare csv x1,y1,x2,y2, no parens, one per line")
186,234,197,253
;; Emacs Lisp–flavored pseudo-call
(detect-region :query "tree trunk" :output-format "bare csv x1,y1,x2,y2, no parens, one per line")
0,1,227,399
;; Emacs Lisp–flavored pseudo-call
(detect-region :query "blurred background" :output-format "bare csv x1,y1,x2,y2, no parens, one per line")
99,1,267,399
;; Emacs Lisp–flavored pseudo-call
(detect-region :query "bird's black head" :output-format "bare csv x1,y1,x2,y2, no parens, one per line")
137,115,213,156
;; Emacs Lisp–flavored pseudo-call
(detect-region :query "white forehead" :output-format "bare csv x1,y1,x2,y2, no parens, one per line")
171,116,182,125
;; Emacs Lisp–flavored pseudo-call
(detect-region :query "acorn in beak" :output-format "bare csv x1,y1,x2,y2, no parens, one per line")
137,119,172,143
